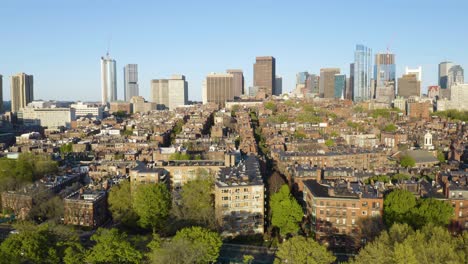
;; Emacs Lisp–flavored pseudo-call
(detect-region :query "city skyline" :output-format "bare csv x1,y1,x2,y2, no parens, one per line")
0,1,467,102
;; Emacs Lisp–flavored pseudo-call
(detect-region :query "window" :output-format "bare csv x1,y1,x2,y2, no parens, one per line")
342,219,346,225
222,196,229,201
235,188,240,193
222,204,229,208
336,219,340,224
243,195,249,199
352,211,356,216
342,203,346,207
362,211,367,215
222,189,229,193
320,201,324,206
244,188,249,192
352,219,355,225
460,211,463,217
320,209,324,215
451,192,455,198
362,202,368,207
352,203,356,208
235,196,240,200
326,217,330,222
326,209,330,215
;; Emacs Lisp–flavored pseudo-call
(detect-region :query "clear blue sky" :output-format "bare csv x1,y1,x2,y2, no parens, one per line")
1,0,467,102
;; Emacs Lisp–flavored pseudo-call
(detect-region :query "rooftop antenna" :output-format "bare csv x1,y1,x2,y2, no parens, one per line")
106,34,112,56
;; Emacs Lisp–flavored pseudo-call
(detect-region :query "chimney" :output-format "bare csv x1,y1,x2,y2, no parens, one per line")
347,180,351,190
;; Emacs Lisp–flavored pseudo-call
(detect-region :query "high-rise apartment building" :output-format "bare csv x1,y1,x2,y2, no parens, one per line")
0,75,3,112
202,73,234,107
275,76,283,95
334,74,346,99
353,44,373,102
405,66,422,82
447,65,464,89
226,69,244,97
397,74,420,98
101,53,117,104
151,75,188,110
439,61,454,89
124,64,139,102
10,73,34,113
253,56,275,96
319,68,340,98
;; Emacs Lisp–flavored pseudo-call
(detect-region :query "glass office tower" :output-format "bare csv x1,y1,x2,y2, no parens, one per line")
353,44,372,102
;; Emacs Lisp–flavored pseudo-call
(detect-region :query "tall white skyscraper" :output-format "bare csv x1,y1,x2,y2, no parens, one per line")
353,44,373,102
124,64,139,102
101,53,117,104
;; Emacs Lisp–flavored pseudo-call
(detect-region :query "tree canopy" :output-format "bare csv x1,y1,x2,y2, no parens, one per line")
383,190,417,226
351,223,467,264
133,183,171,231
86,228,143,264
274,236,336,264
150,226,222,264
108,181,139,227
384,190,454,229
171,177,216,229
270,185,304,237
400,155,415,168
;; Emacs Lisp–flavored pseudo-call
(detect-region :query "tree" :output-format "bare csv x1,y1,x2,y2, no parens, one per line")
59,143,73,154
268,171,286,194
264,101,277,112
412,198,454,229
28,194,64,223
108,181,139,227
400,155,416,168
383,190,416,227
243,255,255,264
325,139,335,147
383,124,397,132
437,150,446,163
270,185,303,237
351,223,467,264
133,183,171,231
151,226,222,264
86,228,142,264
0,222,60,264
171,177,216,229
274,236,335,264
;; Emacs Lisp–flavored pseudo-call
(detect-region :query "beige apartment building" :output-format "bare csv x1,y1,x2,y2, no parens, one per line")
215,155,264,237
202,73,234,107
10,73,33,113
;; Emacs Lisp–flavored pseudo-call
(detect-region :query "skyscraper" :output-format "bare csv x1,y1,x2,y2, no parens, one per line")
397,74,420,98
226,69,244,97
447,65,464,89
306,74,319,95
439,61,454,89
202,73,234,107
10,73,33,113
253,56,275,96
346,63,354,100
374,53,396,87
319,68,340,98
0,75,3,112
124,64,139,102
353,44,373,102
151,75,188,110
334,74,346,99
101,53,117,104
275,75,283,95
